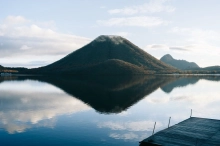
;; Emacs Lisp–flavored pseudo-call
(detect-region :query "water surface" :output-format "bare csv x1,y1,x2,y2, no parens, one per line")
0,75,220,146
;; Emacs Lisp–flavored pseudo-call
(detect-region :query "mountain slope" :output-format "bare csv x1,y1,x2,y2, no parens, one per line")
36,35,178,74
71,59,153,75
0,65,4,71
160,54,199,70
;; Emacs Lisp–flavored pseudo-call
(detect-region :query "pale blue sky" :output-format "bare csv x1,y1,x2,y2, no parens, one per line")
0,0,220,68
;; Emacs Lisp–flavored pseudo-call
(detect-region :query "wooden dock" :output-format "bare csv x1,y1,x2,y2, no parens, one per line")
140,117,220,146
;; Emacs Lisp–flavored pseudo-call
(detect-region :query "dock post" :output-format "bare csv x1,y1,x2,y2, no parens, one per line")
168,117,171,128
152,122,156,135
190,109,192,117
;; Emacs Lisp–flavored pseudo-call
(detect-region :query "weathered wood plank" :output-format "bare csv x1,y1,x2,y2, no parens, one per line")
140,117,220,146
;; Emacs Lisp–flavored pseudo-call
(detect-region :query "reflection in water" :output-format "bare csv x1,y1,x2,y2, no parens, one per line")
26,75,220,114
98,120,163,141
161,77,199,93
1,75,178,114
98,120,162,132
0,75,220,145
142,75,220,130
161,75,220,93
32,75,176,113
0,79,90,134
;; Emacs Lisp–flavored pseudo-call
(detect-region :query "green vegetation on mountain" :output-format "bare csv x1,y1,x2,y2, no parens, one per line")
34,35,178,74
160,54,199,70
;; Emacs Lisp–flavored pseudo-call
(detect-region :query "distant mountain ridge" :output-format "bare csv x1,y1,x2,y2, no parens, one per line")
160,54,199,70
33,35,178,74
187,65,220,74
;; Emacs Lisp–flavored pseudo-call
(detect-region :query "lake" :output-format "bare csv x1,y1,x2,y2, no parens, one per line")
0,75,220,146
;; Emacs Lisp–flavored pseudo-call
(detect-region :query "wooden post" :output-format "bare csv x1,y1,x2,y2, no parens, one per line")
168,117,171,128
152,122,156,135
190,109,192,118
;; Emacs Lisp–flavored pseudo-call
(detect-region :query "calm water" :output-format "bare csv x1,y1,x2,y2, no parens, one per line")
0,75,220,146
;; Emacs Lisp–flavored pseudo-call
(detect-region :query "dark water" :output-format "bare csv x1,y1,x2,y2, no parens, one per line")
0,75,220,146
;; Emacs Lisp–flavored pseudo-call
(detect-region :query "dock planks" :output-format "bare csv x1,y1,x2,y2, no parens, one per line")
140,117,220,146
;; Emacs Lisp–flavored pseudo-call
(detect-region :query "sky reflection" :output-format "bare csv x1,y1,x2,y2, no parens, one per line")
0,80,90,134
0,76,220,146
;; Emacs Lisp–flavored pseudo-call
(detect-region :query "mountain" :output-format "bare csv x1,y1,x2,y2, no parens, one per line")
0,65,4,71
185,65,220,74
189,65,220,71
5,67,28,72
0,65,19,73
203,66,220,71
160,54,199,70
33,35,178,74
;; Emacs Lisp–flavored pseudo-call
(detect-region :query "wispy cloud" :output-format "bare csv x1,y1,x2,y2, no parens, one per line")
98,120,162,141
170,27,220,43
147,44,169,50
169,27,220,55
109,132,139,140
97,16,169,27
98,120,162,131
0,16,91,68
169,47,189,51
108,0,175,15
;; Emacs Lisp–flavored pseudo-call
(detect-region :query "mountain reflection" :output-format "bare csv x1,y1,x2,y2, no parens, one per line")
1,75,220,134
24,75,177,113
1,75,220,114
161,75,220,93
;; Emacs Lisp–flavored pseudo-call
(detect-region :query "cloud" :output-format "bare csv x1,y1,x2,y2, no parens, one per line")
169,47,189,51
108,0,175,15
170,27,220,44
0,80,91,134
20,45,31,50
147,44,169,50
3,15,28,25
144,26,220,67
0,16,91,68
109,132,149,141
169,27,220,66
97,16,169,27
109,133,139,140
98,120,161,141
98,120,162,132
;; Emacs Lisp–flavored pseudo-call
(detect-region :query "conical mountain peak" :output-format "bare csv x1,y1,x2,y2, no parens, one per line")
36,35,178,74
93,35,125,45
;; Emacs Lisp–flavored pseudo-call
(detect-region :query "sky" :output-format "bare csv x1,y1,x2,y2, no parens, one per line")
0,0,220,68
